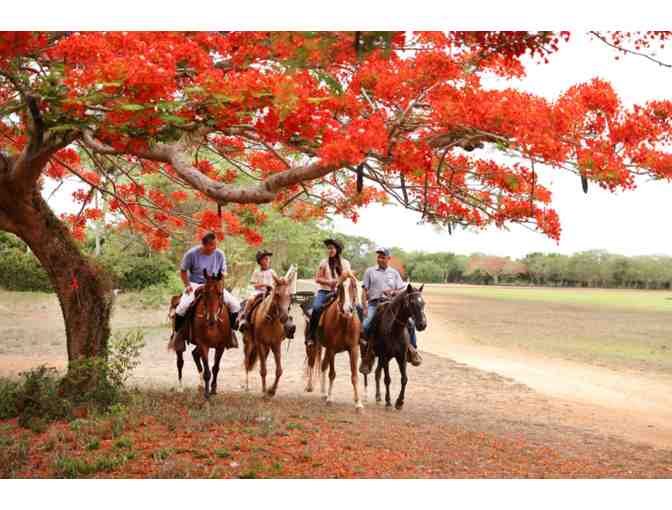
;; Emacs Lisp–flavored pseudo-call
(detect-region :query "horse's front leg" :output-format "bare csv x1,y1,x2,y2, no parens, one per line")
211,346,224,395
259,343,269,395
349,346,363,411
325,354,336,405
320,348,330,400
176,350,185,392
200,346,211,400
383,359,392,408
192,347,204,388
395,354,408,410
375,358,383,403
267,343,283,397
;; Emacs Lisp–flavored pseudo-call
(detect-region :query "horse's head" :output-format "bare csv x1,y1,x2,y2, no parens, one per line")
336,271,359,319
403,283,427,331
271,267,296,325
203,269,224,327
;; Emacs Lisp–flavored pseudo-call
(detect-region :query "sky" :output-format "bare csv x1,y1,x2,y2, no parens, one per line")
47,32,672,259
332,33,672,258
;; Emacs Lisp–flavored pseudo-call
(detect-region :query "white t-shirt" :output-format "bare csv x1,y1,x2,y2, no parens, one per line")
250,268,277,295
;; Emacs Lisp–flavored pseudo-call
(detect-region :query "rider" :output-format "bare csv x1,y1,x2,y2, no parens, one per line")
172,232,241,346
305,238,351,347
236,249,277,333
360,247,422,368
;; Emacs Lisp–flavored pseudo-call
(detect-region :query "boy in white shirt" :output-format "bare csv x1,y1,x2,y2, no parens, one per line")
237,249,277,332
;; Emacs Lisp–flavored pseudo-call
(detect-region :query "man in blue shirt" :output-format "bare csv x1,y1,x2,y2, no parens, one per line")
361,247,421,367
172,232,241,345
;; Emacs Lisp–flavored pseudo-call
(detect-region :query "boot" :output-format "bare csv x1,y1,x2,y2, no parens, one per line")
408,345,422,367
229,330,239,349
171,313,188,350
305,312,318,346
229,311,239,331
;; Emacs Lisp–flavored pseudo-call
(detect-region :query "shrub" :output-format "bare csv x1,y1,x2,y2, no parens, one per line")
0,248,52,292
100,254,174,291
14,366,72,429
2,330,145,431
0,379,20,419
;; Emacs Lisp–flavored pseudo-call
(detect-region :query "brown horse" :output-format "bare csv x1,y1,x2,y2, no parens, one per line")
174,269,235,399
243,266,297,397
305,271,363,410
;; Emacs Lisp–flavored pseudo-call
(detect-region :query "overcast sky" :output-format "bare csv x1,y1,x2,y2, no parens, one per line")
47,32,672,259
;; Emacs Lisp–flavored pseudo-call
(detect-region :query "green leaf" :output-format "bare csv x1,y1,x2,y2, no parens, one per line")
159,114,188,125
312,70,343,96
118,104,147,112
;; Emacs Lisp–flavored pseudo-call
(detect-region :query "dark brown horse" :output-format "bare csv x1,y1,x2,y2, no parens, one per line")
362,283,427,410
244,267,297,397
169,269,235,399
305,271,363,410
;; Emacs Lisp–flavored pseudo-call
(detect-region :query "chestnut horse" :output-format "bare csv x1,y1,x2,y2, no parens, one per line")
305,272,363,410
243,266,297,397
169,269,235,399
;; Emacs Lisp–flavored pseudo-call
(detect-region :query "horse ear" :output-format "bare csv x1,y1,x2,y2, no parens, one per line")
272,273,281,286
216,271,222,280
419,284,424,292
406,283,413,292
204,269,208,279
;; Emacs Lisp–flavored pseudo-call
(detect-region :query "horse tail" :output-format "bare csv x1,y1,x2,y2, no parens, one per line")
245,339,259,372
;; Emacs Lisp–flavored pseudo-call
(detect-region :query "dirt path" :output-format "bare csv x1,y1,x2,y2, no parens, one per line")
1,287,672,470
423,305,672,449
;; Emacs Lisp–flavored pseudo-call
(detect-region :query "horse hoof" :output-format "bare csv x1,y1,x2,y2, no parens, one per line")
395,402,404,411
326,398,333,406
176,385,184,393
355,403,364,412
305,386,313,393
321,394,328,401
385,402,392,408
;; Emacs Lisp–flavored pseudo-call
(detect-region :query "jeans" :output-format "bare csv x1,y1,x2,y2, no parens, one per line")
363,302,417,348
307,290,332,341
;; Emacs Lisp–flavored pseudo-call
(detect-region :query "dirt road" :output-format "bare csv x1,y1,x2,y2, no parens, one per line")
1,285,671,471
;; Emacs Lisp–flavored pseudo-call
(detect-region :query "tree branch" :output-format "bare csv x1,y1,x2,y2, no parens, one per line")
82,130,336,205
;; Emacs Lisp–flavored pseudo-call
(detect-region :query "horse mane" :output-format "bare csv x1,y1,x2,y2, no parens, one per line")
377,288,409,339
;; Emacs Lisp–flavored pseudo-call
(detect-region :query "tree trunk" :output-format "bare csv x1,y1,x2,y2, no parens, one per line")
0,187,113,363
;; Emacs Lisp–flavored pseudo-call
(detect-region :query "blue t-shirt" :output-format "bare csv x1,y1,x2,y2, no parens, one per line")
180,246,227,284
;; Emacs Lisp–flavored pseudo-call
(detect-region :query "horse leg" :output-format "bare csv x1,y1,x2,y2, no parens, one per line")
374,359,383,403
211,346,224,395
383,358,392,408
326,354,336,405
349,347,363,411
363,373,368,403
267,342,283,397
395,354,408,411
259,343,269,395
305,344,314,393
320,348,330,400
192,347,204,388
200,346,211,400
176,351,184,392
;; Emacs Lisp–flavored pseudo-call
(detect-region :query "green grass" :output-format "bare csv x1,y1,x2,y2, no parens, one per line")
428,284,672,312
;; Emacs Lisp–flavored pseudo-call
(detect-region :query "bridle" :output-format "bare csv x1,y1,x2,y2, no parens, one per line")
265,281,290,323
200,279,225,324
336,274,358,318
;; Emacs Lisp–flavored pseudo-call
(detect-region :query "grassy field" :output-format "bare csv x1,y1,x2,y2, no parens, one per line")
425,284,672,373
424,284,672,312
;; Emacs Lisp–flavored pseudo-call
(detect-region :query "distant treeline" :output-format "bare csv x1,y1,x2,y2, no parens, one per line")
391,250,672,289
3,216,672,292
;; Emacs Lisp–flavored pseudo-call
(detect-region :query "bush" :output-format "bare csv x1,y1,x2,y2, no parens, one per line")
0,329,146,430
100,254,173,291
0,248,52,292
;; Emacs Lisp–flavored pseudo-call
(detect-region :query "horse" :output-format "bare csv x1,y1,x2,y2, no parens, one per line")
168,269,235,399
362,283,427,410
304,271,363,411
243,266,297,397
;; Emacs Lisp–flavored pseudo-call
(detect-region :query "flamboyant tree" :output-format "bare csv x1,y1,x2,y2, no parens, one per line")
1,31,672,365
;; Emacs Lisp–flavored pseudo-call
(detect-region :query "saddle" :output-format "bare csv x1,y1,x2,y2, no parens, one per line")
168,289,205,351
316,292,338,329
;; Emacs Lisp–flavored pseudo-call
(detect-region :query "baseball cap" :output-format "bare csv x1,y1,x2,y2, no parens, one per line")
375,247,391,257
